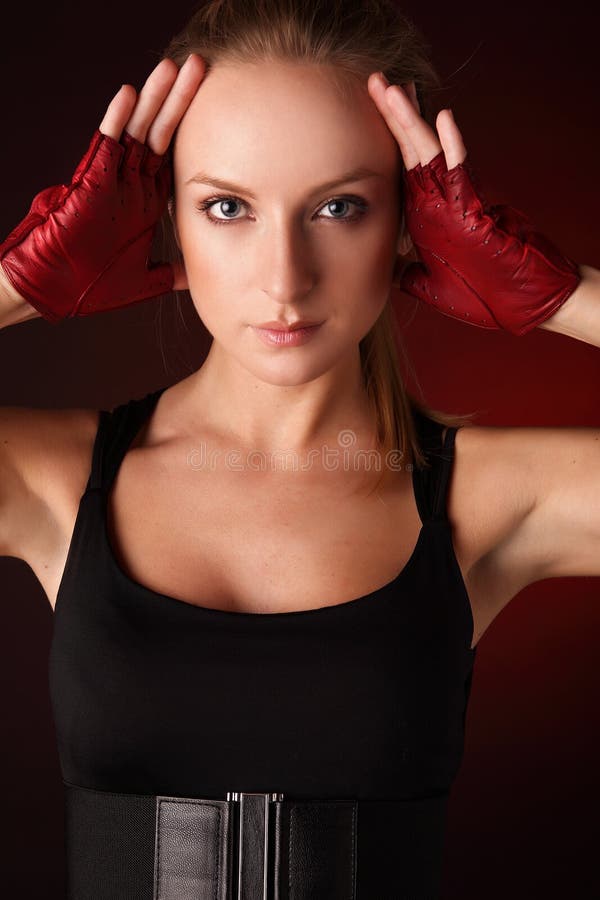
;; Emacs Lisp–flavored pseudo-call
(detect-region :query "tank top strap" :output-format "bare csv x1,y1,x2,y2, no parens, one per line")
87,387,167,493
431,424,458,520
411,409,460,524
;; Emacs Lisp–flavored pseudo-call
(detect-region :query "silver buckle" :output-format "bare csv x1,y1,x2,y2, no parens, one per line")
226,790,285,899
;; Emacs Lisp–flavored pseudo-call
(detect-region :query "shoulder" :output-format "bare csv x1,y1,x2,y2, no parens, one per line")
450,419,599,551
0,405,100,492
438,422,540,646
0,405,100,562
446,421,539,585
447,420,600,645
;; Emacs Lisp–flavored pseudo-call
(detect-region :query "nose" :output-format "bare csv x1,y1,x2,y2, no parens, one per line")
260,227,316,305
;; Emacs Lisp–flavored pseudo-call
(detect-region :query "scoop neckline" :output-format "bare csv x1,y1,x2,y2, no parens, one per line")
100,483,433,619
97,386,437,621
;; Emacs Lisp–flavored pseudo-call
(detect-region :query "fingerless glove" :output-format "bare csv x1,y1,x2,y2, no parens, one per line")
398,151,581,336
0,128,174,323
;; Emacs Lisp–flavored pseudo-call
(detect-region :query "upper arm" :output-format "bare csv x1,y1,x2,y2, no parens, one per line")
517,425,600,580
0,406,99,563
469,425,600,597
0,412,43,559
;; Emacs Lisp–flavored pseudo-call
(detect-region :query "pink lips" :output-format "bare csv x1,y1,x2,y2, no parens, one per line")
256,319,321,331
251,323,323,347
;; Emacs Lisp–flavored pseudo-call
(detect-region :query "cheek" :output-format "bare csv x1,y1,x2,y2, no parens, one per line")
190,295,241,335
345,252,395,338
179,230,247,315
348,246,396,313
353,289,389,339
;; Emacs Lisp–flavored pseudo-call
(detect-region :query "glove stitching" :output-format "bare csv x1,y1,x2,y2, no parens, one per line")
0,133,110,258
418,247,505,329
70,222,168,317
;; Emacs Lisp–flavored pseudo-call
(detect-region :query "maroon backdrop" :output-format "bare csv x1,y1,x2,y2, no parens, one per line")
1,1,598,896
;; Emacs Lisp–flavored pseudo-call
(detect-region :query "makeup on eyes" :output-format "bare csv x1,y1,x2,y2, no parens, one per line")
195,194,370,226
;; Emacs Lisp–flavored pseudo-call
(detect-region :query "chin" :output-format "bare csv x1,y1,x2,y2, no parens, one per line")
246,356,333,387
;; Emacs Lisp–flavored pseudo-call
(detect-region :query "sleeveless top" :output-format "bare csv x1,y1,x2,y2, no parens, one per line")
48,386,477,803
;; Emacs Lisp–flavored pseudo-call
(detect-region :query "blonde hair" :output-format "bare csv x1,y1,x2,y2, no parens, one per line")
155,0,478,492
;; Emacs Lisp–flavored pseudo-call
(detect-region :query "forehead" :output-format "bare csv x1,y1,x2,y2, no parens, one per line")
173,59,400,185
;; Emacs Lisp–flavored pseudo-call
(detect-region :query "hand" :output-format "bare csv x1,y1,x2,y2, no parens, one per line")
0,54,205,322
98,54,206,292
367,73,581,336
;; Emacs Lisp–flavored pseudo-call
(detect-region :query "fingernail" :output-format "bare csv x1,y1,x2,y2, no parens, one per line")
448,108,454,120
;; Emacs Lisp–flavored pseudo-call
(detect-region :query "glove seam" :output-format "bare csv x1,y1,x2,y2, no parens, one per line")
70,222,165,316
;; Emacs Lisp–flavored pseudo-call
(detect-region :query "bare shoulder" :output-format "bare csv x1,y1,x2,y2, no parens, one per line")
447,422,542,646
0,405,100,566
449,422,539,554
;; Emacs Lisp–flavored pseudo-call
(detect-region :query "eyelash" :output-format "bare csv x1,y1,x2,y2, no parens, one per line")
196,193,369,226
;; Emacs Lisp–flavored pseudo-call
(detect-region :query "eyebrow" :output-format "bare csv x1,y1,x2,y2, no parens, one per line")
184,166,385,198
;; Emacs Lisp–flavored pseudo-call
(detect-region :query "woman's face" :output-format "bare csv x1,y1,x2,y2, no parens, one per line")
171,59,405,387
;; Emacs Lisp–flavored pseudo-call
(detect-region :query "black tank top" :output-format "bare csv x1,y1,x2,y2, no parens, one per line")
49,387,477,804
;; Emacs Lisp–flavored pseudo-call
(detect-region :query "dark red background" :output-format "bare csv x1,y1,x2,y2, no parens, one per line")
1,1,599,896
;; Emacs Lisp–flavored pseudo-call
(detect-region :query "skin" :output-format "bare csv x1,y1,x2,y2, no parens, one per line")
98,54,467,458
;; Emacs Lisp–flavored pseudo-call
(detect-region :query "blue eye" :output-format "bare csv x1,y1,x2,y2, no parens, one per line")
196,194,369,226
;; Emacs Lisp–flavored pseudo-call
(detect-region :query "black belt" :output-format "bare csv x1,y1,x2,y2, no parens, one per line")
63,781,449,899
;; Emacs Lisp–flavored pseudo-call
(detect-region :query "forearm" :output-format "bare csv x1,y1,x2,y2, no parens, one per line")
537,263,600,349
0,263,42,330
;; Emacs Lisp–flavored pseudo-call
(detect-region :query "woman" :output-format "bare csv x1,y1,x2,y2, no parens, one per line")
1,0,598,897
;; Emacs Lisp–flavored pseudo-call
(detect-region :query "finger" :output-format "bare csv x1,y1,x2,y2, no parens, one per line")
120,131,146,174
436,109,468,170
367,73,421,171
98,84,138,141
383,83,442,168
402,81,421,115
122,58,180,146
145,54,207,156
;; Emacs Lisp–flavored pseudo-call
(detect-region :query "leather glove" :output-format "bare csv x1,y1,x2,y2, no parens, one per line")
0,128,174,323
398,150,581,336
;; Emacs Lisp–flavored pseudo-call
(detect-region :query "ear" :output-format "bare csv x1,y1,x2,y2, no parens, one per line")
392,230,414,286
396,230,413,257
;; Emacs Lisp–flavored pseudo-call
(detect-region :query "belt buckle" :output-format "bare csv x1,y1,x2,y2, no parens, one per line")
227,790,285,899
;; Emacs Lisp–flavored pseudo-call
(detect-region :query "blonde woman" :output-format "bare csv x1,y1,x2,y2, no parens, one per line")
1,1,598,897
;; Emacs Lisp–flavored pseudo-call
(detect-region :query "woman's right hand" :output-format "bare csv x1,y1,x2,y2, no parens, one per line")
0,54,205,323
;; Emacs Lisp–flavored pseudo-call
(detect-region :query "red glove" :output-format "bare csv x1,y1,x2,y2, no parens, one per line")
398,151,581,336
0,128,174,323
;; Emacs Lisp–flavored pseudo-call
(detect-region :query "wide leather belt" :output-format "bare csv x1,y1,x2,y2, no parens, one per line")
63,781,449,899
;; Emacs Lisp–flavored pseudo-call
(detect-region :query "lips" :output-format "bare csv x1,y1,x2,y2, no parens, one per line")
256,320,321,332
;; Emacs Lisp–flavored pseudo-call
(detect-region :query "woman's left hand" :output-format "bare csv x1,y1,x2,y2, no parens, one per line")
367,72,581,336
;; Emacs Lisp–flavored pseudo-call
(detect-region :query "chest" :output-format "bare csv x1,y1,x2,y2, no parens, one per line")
106,454,435,616
47,424,499,648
